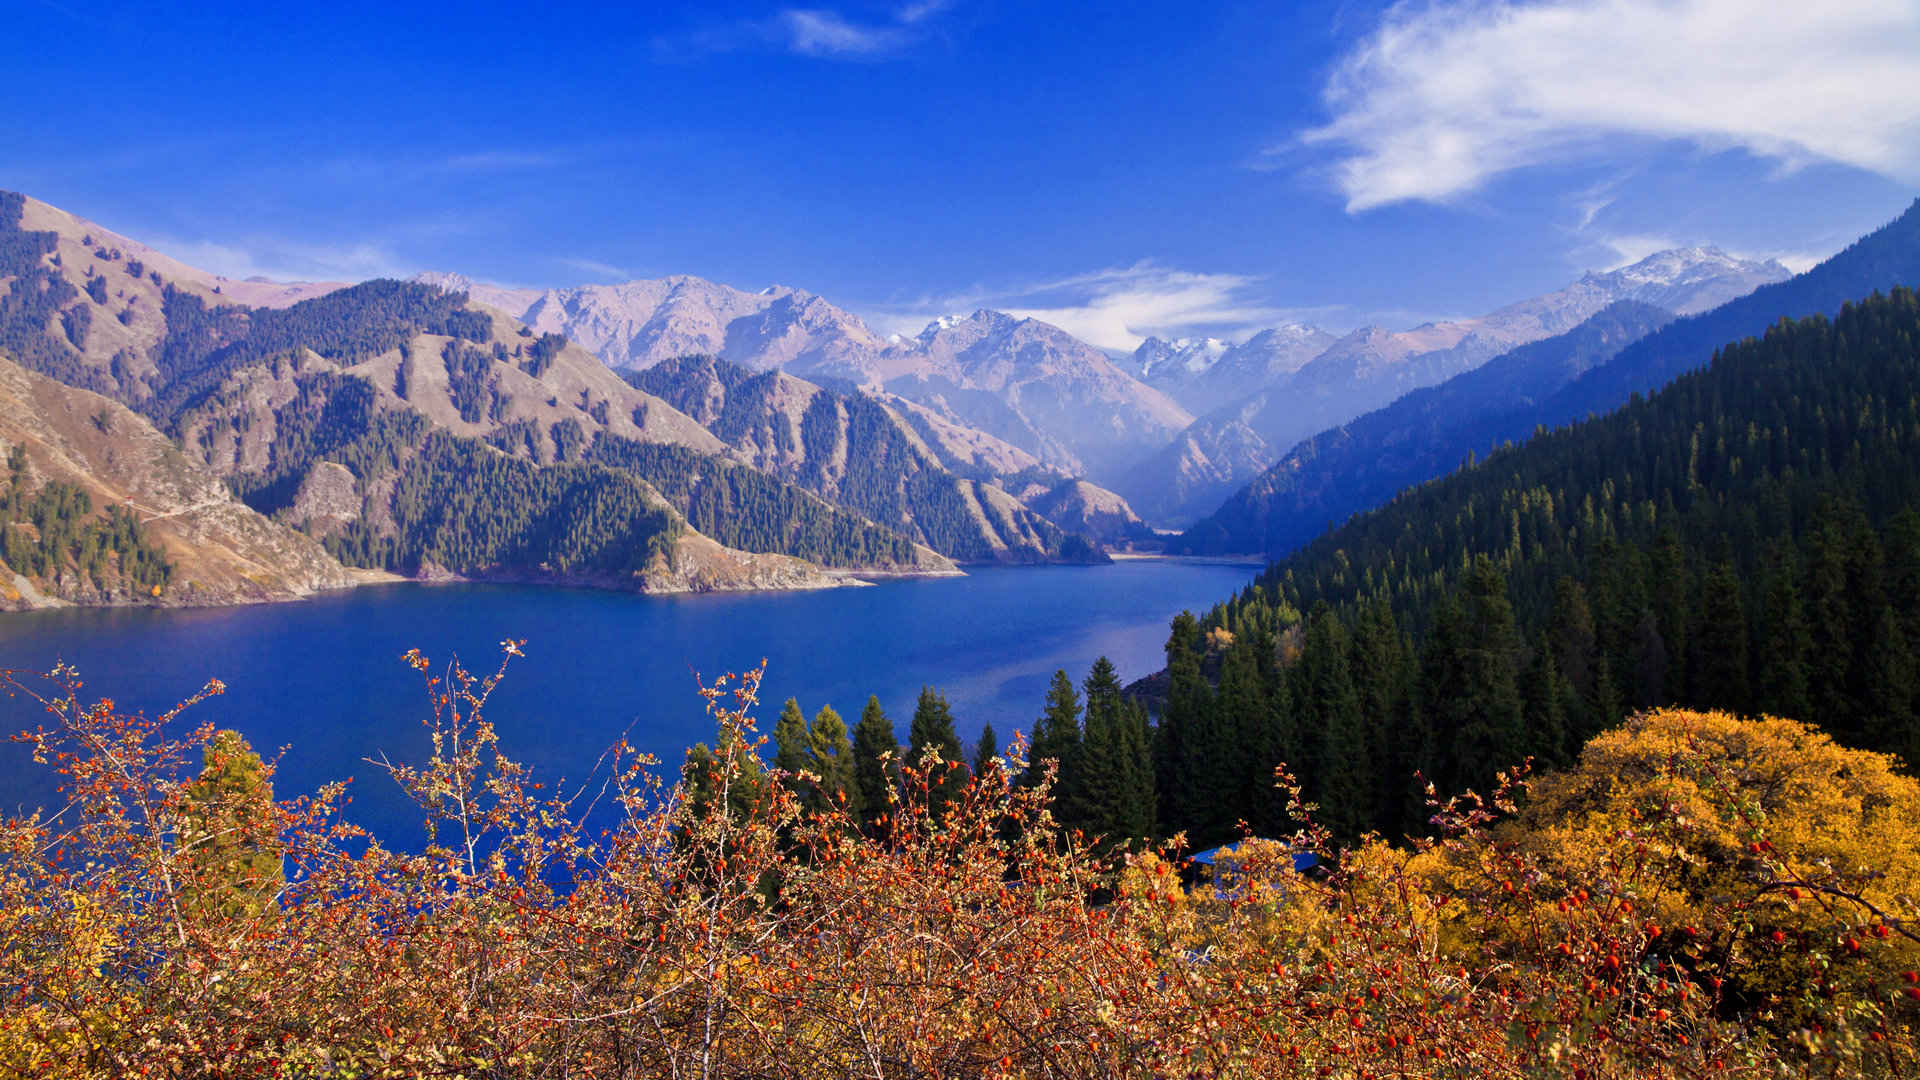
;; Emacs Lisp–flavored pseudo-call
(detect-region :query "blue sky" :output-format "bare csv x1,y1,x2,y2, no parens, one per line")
5,0,1916,349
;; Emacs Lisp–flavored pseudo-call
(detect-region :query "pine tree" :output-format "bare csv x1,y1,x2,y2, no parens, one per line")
1754,543,1814,722
1521,636,1569,767
1548,576,1602,749
851,695,897,830
1421,558,1526,796
1029,669,1085,826
1213,636,1270,839
972,721,1000,781
1157,612,1213,841
807,703,859,819
908,686,966,817
772,698,811,778
1805,515,1857,738
176,730,284,921
1294,605,1367,840
1084,656,1154,847
1693,560,1750,713
1650,527,1692,703
1884,509,1920,647
1866,604,1919,764
1349,596,1410,827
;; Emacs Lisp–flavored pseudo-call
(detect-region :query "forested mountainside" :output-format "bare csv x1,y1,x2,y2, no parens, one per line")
626,355,1112,563
1170,301,1673,557
1177,198,1920,557
0,353,355,608
1099,287,1920,853
0,191,951,592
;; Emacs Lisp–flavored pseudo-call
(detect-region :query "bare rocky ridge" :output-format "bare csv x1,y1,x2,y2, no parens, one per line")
1024,478,1152,547
0,354,360,610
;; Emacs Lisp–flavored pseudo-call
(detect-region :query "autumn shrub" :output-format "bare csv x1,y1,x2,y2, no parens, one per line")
3,650,1918,1077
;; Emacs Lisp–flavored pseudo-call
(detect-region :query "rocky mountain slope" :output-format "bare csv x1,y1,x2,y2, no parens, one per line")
0,193,954,598
817,310,1193,488
625,355,1107,563
423,272,1192,489
0,352,358,610
1118,247,1791,526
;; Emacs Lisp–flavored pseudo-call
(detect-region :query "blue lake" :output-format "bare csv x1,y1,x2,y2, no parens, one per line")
0,559,1257,843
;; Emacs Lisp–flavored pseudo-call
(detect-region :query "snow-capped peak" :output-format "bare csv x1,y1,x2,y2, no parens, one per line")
1135,335,1230,379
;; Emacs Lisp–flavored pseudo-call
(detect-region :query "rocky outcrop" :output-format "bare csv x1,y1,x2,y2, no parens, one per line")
288,461,360,533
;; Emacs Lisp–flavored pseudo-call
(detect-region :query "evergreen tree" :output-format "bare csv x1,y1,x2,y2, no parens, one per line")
972,722,1000,781
1884,509,1920,648
1548,576,1602,749
681,730,768,833
1692,560,1750,713
1805,515,1857,739
1865,605,1919,766
1754,544,1814,722
908,687,966,817
1028,669,1085,826
1420,558,1526,796
1520,636,1569,767
1156,612,1213,841
1084,657,1154,848
807,704,858,819
851,695,897,830
1293,605,1367,840
1349,595,1411,827
176,730,284,921
1650,527,1692,703
772,698,811,778
1213,636,1271,839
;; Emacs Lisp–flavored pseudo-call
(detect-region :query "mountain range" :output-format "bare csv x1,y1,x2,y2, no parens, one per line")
1174,198,1920,557
1115,246,1793,525
2,182,1878,611
0,191,1140,607
418,273,1192,488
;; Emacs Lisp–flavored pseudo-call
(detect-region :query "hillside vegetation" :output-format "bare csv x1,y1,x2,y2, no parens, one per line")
3,649,1916,1076
1131,287,1920,849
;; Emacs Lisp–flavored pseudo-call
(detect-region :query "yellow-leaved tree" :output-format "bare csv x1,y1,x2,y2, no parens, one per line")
1472,709,1920,1039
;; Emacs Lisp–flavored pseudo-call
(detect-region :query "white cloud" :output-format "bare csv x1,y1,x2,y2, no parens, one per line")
868,264,1305,353
1301,0,1920,211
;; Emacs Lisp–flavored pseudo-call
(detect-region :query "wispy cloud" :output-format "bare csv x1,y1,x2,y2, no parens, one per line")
155,236,413,284
1298,0,1920,211
555,256,635,280
657,2,956,61
440,150,568,173
866,263,1311,353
